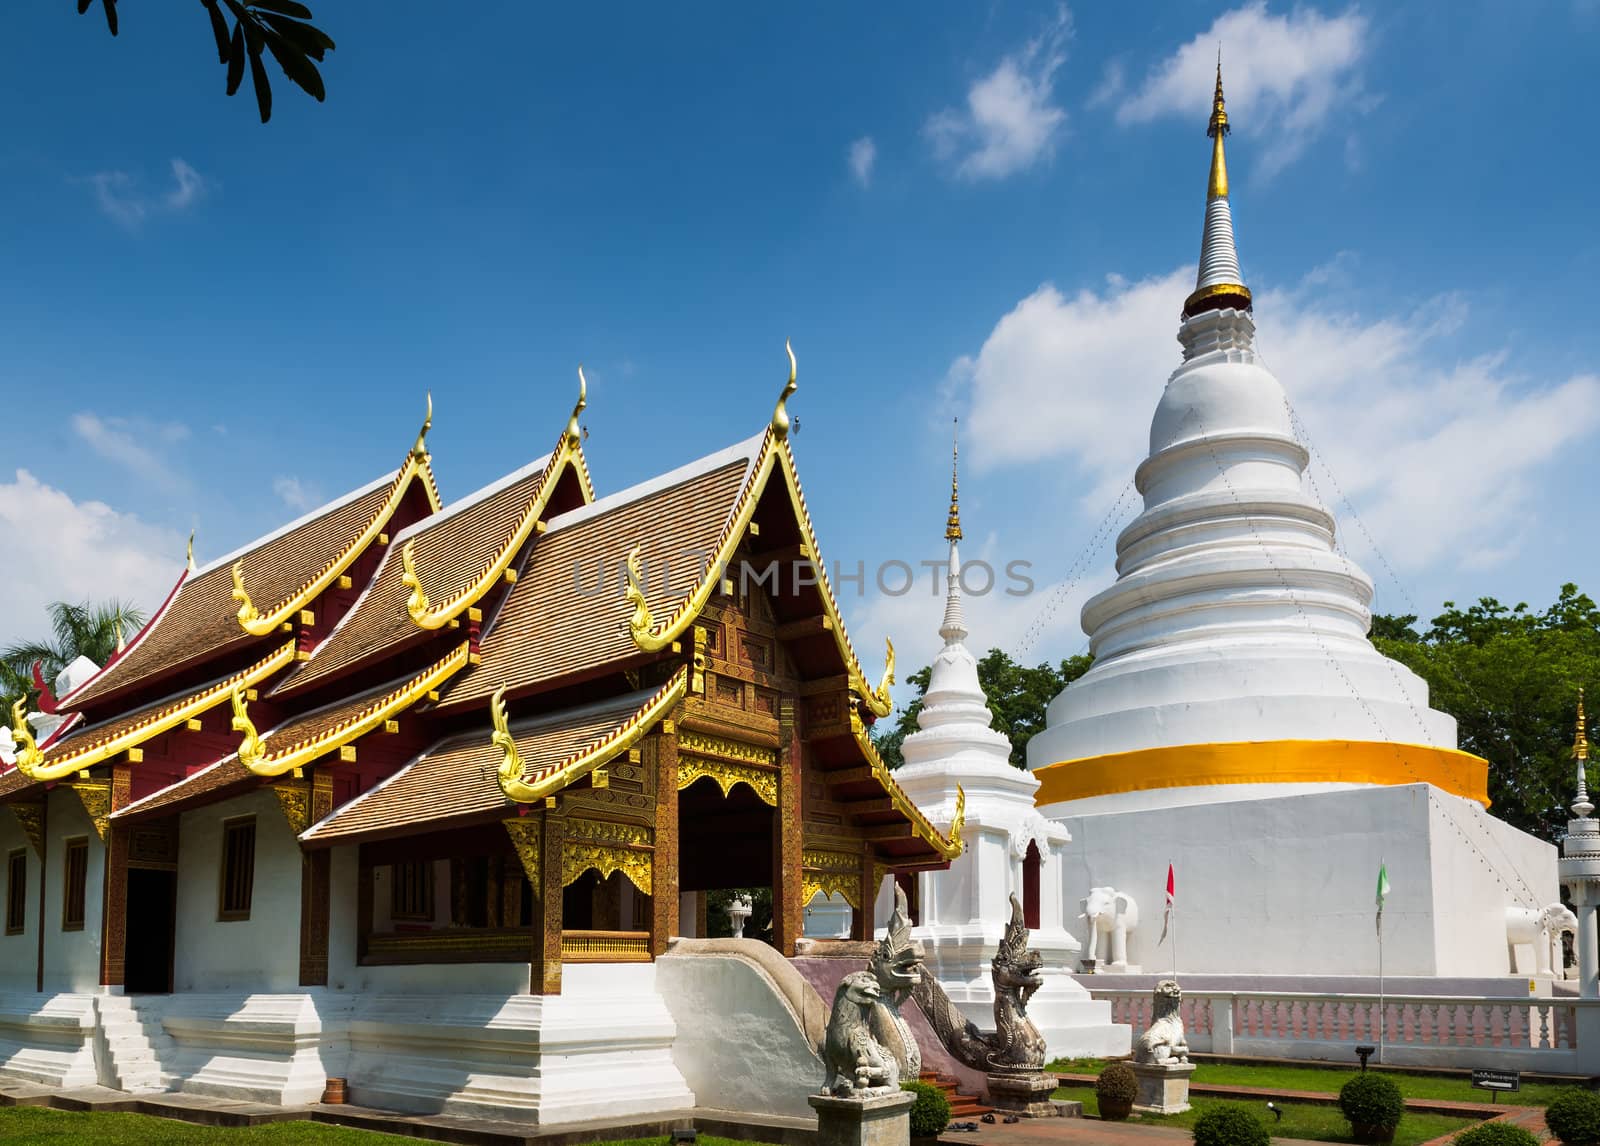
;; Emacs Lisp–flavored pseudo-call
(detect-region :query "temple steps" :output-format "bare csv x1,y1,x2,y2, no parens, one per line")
918,1070,991,1118
93,996,173,1094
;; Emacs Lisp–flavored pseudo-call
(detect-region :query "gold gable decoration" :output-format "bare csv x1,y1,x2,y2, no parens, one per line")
562,817,652,896
678,755,777,807
802,847,862,910
504,817,542,887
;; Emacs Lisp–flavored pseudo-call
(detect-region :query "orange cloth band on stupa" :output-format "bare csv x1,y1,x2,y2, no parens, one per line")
1033,740,1492,808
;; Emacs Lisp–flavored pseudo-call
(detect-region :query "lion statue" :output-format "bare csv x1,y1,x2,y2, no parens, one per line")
1133,979,1189,1064
823,970,900,1096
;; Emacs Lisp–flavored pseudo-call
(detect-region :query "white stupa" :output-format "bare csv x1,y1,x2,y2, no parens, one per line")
882,430,1129,1057
1026,67,1558,980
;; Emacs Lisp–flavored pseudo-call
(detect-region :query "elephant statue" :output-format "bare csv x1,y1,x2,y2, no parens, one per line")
1080,886,1139,969
1546,904,1578,979
1506,902,1578,976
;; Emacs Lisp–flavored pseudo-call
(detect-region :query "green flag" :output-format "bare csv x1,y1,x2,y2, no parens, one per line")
1375,863,1391,936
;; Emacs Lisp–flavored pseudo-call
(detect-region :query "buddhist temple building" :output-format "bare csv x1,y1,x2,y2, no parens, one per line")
0,356,963,1120
1028,66,1559,981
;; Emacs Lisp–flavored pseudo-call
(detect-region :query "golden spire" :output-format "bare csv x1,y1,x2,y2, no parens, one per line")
411,392,433,460
1577,687,1591,764
772,340,798,441
1574,686,1593,819
945,418,962,542
1207,49,1230,201
567,367,588,446
186,529,196,572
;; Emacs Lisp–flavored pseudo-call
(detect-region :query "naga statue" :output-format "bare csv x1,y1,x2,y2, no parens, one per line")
911,892,1047,1074
867,883,924,1080
823,971,900,1097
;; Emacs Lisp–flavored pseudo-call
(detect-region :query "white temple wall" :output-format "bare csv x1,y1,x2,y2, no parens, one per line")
174,789,301,993
41,789,103,994
1048,782,1558,978
0,812,35,992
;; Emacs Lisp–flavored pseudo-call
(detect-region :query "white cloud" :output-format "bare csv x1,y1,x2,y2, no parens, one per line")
848,136,877,187
273,475,321,513
956,267,1600,574
0,470,184,647
87,158,211,229
926,11,1071,180
1116,2,1370,176
71,413,190,492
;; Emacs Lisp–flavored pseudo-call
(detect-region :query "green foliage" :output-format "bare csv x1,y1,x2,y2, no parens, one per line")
704,887,772,940
901,1080,951,1137
1340,1072,1405,1134
1371,583,1600,841
1095,1061,1138,1109
874,649,1093,769
74,1,336,123
1190,1103,1270,1146
1544,1088,1600,1145
1451,1122,1541,1146
1,599,146,714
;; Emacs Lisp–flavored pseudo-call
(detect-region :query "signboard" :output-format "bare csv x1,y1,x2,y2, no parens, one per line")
1471,1069,1521,1093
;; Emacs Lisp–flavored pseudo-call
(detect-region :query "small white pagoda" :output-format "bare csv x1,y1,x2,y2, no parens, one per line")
879,433,1129,1057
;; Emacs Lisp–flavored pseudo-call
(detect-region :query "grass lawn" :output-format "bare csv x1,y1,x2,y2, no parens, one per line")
1047,1056,1583,1106
1054,1086,1477,1145
0,1108,760,1146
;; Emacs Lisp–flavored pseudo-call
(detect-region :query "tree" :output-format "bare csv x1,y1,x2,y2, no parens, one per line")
76,1,335,123
1,599,146,713
1371,583,1600,842
873,649,1093,769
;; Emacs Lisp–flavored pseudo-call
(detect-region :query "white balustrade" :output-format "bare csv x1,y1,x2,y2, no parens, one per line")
1087,988,1595,1073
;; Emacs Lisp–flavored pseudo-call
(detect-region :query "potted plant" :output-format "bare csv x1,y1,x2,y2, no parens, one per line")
902,1080,951,1145
1096,1061,1138,1121
1339,1073,1404,1144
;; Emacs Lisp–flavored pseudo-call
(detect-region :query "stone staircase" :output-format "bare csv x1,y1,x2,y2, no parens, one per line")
93,995,173,1093
919,1069,991,1119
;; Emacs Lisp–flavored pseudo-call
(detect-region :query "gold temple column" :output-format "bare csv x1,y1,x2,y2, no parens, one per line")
99,764,133,987
652,720,681,954
534,806,566,994
299,770,334,985
772,697,803,956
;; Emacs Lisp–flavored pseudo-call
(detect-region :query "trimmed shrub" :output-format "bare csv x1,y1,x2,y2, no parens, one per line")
901,1080,951,1139
1452,1122,1541,1146
1191,1102,1271,1146
1546,1088,1600,1145
1096,1061,1139,1120
1340,1073,1405,1142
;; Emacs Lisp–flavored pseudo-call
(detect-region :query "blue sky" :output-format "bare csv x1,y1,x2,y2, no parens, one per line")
3,2,1597,690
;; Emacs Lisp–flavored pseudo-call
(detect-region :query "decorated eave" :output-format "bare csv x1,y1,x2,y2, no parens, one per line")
299,674,686,848
58,408,443,714
1,642,297,797
113,645,469,825
271,374,595,701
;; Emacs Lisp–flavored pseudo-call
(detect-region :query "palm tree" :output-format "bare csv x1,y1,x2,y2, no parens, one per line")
1,600,146,712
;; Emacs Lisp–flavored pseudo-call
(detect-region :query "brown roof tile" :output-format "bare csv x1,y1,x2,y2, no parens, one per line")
65,474,404,709
440,447,756,708
277,454,555,695
301,688,660,845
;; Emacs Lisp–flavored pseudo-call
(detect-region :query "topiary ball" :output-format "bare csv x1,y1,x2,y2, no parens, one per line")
1546,1088,1600,1145
1096,1061,1139,1120
1452,1121,1541,1146
1339,1073,1405,1142
1191,1102,1271,1146
901,1080,952,1139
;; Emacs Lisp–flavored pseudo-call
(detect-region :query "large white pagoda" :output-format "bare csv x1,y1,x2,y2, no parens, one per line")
1026,67,1559,981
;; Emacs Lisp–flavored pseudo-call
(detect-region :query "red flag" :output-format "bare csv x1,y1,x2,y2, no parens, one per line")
1159,864,1175,944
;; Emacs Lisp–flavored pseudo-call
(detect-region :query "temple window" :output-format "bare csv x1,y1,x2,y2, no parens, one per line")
4,849,25,934
218,817,257,921
62,838,88,931
390,860,435,921
1022,841,1041,930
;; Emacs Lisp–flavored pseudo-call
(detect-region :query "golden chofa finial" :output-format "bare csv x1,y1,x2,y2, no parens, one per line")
772,339,798,441
1577,686,1591,764
946,417,962,542
412,392,433,460
1208,48,1230,200
567,366,588,446
186,529,196,572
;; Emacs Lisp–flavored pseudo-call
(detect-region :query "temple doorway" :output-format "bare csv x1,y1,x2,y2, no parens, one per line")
124,868,177,993
678,778,775,941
